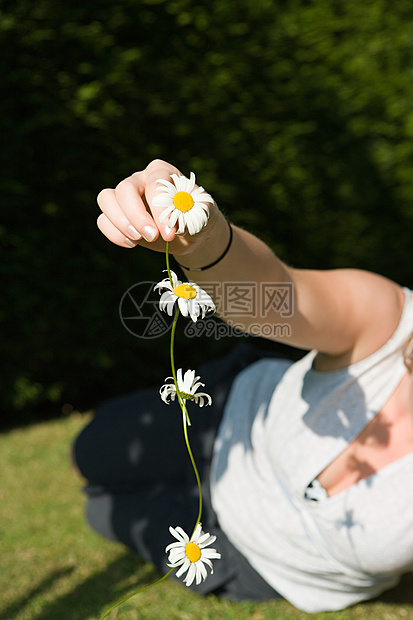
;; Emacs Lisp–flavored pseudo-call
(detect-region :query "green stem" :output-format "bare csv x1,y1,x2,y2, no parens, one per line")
167,242,191,427
183,414,203,536
165,240,173,287
99,568,174,619
166,242,202,531
169,308,191,426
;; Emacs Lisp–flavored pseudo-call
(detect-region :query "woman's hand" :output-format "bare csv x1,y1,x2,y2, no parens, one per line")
96,159,222,259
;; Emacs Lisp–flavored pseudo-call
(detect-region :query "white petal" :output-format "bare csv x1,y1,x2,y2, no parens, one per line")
186,213,198,236
168,548,187,562
192,187,214,203
201,548,221,560
153,194,173,209
159,389,172,404
167,540,186,552
158,204,174,221
177,177,187,192
197,531,216,546
197,560,208,583
176,214,186,234
176,557,191,579
184,562,197,587
187,171,196,192
156,178,177,192
194,564,203,585
170,173,183,191
190,208,209,231
154,278,172,292
165,542,185,563
191,523,203,541
177,297,189,317
191,381,204,393
176,368,184,388
196,287,214,306
158,290,175,303
165,539,185,554
169,525,189,543
168,270,179,286
159,299,176,314
168,209,180,228
179,175,192,192
182,369,195,391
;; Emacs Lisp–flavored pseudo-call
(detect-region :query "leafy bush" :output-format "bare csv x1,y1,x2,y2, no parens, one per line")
2,0,413,425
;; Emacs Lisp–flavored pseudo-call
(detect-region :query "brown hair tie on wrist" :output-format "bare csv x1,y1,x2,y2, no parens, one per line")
177,222,233,272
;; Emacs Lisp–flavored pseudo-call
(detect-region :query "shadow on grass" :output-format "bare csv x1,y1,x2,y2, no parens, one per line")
0,567,74,620
3,553,412,620
1,553,160,620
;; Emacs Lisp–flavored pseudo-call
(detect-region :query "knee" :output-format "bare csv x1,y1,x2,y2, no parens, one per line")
85,494,118,543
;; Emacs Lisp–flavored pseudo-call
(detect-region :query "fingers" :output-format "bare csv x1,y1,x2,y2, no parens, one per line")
136,159,180,219
114,177,159,242
96,158,215,250
97,160,181,248
97,183,159,244
97,213,139,248
97,187,141,238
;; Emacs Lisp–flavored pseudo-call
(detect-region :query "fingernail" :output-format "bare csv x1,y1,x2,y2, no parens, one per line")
127,225,142,240
164,226,173,236
142,226,157,242
124,238,136,248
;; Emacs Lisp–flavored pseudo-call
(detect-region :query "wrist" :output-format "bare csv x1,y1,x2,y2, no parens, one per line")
177,221,232,271
172,212,232,271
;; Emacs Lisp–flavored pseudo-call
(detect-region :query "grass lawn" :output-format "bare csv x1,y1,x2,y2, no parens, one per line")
1,413,412,620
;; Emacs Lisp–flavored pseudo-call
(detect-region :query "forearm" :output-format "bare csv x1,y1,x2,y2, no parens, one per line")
176,221,294,340
175,219,404,362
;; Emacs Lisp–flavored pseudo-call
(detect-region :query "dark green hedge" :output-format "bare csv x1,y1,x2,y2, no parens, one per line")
2,0,413,426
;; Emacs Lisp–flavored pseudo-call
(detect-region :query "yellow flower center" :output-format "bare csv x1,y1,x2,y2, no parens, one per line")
174,284,197,300
185,542,201,563
173,191,194,213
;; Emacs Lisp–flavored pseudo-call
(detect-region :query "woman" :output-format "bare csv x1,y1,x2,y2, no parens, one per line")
73,159,413,612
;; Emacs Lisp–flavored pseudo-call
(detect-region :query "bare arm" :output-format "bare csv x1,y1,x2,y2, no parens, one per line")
178,224,404,366
97,159,405,370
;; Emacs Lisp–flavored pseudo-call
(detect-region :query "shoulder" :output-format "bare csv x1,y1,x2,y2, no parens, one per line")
313,272,406,371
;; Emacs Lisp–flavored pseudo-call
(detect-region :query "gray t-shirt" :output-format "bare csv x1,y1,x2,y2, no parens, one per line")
210,287,413,612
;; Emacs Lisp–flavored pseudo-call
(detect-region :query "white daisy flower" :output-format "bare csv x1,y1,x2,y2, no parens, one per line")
152,171,214,235
160,369,212,407
154,270,215,322
165,523,221,587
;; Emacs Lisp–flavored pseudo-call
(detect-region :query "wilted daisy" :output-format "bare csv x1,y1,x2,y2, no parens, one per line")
153,172,214,235
154,270,215,322
160,369,212,407
166,524,221,587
